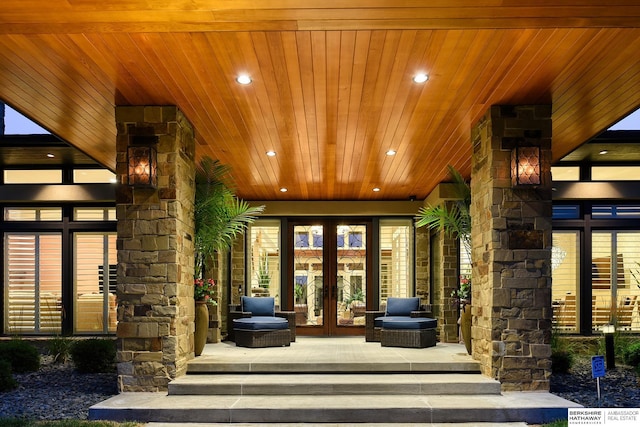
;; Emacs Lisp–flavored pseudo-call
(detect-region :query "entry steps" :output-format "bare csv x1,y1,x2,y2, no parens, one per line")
90,342,579,424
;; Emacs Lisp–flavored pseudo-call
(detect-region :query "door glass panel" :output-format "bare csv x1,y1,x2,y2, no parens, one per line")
337,224,366,327
74,233,117,334
592,232,640,332
4,233,62,334
294,225,323,326
551,232,580,333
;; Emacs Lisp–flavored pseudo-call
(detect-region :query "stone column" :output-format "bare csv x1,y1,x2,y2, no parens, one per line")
470,105,553,391
115,106,196,392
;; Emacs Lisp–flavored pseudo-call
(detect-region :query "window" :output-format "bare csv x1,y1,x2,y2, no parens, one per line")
4,233,62,334
4,170,62,184
74,233,117,334
592,232,640,332
551,232,580,333
592,166,640,181
5,207,62,221
74,207,116,221
551,166,580,181
73,169,117,184
379,219,413,302
249,221,281,301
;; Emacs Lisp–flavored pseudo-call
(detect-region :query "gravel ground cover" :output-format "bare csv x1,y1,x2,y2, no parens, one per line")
0,355,639,421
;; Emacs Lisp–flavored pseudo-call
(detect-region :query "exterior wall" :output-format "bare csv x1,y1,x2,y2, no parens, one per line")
470,105,553,391
115,106,196,392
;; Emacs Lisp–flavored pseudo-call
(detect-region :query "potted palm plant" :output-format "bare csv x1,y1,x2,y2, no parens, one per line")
193,156,264,354
415,165,472,354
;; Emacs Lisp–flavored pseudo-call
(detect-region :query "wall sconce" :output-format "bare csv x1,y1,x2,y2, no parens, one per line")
127,136,157,188
511,144,541,187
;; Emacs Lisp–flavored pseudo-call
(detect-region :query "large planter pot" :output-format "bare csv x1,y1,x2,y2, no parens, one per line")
460,304,472,355
194,301,209,356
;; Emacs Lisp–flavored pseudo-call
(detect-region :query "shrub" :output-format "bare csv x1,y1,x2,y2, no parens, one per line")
47,336,75,364
551,329,575,374
0,359,18,392
622,341,640,367
70,339,116,373
551,350,574,374
0,340,41,373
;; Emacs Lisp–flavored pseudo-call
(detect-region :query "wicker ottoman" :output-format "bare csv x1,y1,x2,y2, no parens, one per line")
380,328,436,348
234,328,291,348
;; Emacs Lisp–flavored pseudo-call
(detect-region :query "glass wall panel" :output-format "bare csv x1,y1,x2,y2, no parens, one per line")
4,233,62,334
551,232,580,332
74,207,116,221
74,233,117,333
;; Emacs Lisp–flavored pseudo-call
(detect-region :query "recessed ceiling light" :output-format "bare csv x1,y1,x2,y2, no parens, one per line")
236,74,252,85
373,187,381,192
413,73,429,83
266,150,276,157
599,150,608,155
280,187,288,192
386,149,397,156
46,153,55,158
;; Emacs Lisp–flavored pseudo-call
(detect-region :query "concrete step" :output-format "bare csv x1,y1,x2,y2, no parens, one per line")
168,373,501,396
185,359,482,374
89,392,580,424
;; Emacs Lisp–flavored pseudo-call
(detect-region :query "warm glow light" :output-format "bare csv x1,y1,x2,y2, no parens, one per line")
413,73,429,83
46,153,55,158
280,187,288,192
386,149,397,156
373,187,381,192
599,150,608,155
266,150,276,157
128,145,157,188
511,145,541,187
236,74,252,85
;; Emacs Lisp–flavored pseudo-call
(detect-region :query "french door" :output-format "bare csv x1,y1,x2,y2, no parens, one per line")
288,219,372,336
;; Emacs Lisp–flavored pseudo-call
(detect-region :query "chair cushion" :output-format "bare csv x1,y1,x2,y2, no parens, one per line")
381,317,437,330
385,297,420,316
241,296,275,316
374,316,415,328
233,316,289,330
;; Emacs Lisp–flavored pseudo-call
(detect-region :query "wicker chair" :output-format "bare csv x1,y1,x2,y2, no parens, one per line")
365,297,436,348
229,297,296,348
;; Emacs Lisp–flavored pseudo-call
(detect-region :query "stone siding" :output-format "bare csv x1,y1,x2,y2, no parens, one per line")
470,105,553,391
115,106,195,392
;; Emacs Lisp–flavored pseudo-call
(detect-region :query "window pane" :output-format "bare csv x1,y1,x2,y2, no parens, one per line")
551,232,580,333
592,232,640,332
4,170,62,184
4,207,62,221
4,233,62,334
74,207,116,221
551,166,580,181
379,220,413,304
73,169,117,184
592,166,640,181
249,222,281,303
74,233,117,334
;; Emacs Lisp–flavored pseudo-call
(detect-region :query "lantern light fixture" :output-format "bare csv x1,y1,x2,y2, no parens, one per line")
127,135,158,188
511,144,541,187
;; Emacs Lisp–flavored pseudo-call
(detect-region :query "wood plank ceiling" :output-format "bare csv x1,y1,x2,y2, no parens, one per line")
1,1,640,201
